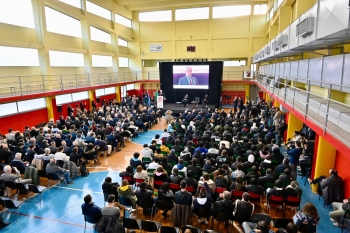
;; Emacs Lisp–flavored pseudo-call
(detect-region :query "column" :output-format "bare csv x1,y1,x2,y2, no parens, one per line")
311,136,337,193
116,86,121,102
45,96,55,121
286,112,303,140
88,90,95,110
244,84,250,102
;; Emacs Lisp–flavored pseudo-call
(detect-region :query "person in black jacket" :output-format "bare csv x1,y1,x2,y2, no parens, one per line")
266,179,287,202
278,168,292,182
135,181,155,214
260,155,274,170
170,167,183,184
192,151,204,167
246,178,264,195
102,176,119,201
174,180,192,206
184,171,198,190
212,191,235,225
192,182,211,224
158,182,174,218
187,159,202,180
171,139,183,153
0,144,12,164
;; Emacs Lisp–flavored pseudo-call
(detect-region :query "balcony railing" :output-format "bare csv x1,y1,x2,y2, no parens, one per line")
0,70,249,98
256,72,350,149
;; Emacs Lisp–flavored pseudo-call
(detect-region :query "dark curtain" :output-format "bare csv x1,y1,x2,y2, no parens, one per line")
159,61,223,105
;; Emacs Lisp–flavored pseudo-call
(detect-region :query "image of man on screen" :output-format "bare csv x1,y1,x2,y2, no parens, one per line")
182,94,189,107
177,67,198,85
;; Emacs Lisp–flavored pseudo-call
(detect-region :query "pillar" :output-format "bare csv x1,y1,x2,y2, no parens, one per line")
274,100,280,108
116,86,121,102
244,84,250,102
88,90,95,110
286,112,303,140
45,96,55,121
311,136,337,193
265,92,273,106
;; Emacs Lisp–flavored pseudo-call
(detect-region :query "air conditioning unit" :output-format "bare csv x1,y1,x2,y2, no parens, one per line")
272,41,278,51
265,46,270,54
296,17,314,38
278,35,288,47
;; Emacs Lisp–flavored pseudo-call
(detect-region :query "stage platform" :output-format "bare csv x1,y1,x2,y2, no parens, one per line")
162,103,216,116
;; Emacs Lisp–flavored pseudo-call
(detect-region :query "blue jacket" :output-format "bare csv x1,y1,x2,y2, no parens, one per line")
81,202,102,219
286,147,302,165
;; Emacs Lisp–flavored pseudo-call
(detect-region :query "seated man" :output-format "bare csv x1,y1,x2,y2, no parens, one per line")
1,165,32,185
212,191,235,225
233,192,254,224
46,158,73,184
135,180,155,214
308,169,343,195
81,194,102,221
329,197,350,227
10,153,29,174
102,194,135,217
242,221,274,233
174,180,193,206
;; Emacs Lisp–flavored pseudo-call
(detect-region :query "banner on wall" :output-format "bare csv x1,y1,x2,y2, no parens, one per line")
157,96,163,108
149,44,163,52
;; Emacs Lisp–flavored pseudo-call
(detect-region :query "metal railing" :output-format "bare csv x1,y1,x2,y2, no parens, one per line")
255,72,350,147
0,70,248,98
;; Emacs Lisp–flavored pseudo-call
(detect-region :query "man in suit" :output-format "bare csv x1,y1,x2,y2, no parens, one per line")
182,94,189,107
178,67,198,85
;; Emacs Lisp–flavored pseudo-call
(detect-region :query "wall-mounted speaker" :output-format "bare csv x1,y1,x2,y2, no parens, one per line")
57,105,62,113
96,97,100,103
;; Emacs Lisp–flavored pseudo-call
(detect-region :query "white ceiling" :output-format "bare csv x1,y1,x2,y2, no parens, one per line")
114,0,268,12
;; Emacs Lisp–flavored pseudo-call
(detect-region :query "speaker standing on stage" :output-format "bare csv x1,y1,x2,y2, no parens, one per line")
182,94,189,107
202,94,209,108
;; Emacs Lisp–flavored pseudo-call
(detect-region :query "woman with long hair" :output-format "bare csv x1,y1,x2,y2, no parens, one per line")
158,182,174,218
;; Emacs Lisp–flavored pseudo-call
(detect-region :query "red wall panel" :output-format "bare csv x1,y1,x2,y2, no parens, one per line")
334,151,350,197
0,108,48,134
127,90,142,98
221,91,245,105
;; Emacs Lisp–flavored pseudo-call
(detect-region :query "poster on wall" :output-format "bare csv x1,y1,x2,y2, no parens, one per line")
149,44,163,52
157,96,163,108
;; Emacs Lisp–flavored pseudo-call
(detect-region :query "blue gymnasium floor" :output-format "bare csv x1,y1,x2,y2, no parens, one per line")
0,129,349,233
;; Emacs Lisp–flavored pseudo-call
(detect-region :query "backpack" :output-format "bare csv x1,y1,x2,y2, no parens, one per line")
80,161,89,177
96,216,109,232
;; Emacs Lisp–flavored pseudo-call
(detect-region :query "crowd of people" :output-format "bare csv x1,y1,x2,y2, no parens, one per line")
93,97,347,233
0,95,347,232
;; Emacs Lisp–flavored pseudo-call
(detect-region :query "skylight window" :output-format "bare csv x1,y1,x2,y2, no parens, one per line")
176,7,209,21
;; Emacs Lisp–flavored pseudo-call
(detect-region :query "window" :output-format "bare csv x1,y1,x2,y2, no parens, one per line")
213,5,251,18
0,103,18,117
223,59,247,66
90,26,111,43
72,91,88,101
115,14,132,28
56,94,72,105
277,0,283,9
95,88,104,97
118,57,129,67
86,1,111,20
118,38,128,47
92,55,112,67
0,46,39,66
126,84,135,90
17,98,46,113
254,4,267,15
104,87,115,94
59,0,81,8
45,6,81,38
176,7,209,21
0,0,35,28
139,10,172,22
121,86,126,98
49,50,84,67
268,9,274,21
